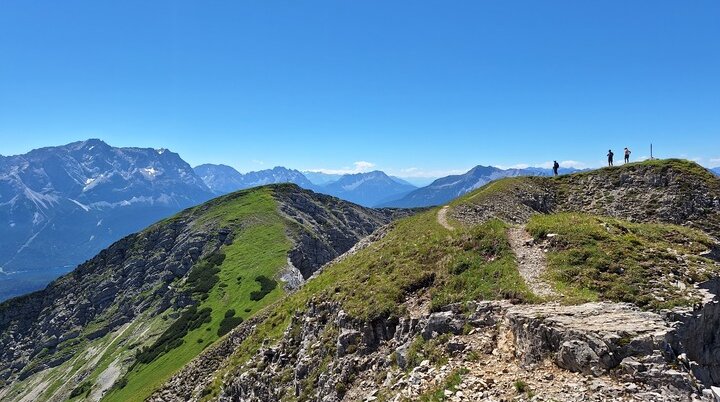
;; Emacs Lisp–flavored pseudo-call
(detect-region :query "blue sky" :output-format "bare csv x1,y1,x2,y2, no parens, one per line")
1,1,719,181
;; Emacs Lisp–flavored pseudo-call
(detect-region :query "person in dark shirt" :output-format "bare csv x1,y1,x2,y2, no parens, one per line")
607,150,614,167
553,160,560,176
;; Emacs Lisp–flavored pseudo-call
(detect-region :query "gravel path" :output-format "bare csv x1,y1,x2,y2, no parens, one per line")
507,225,557,298
437,206,455,231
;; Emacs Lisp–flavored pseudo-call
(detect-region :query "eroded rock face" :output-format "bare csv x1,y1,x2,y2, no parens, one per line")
422,311,464,340
185,300,707,402
452,180,555,225
273,186,400,278
668,279,720,386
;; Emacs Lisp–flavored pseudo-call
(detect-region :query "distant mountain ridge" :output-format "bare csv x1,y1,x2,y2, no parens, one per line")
195,164,315,194
320,170,417,207
194,166,416,207
0,139,214,300
302,171,344,185
711,167,720,176
381,165,581,208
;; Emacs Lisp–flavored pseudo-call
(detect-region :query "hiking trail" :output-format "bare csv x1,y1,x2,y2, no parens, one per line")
437,206,455,231
507,225,557,298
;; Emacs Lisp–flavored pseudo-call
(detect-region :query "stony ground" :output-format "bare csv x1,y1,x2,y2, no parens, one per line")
341,300,709,402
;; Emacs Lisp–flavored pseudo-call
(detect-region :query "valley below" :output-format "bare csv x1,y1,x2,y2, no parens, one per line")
0,266,74,301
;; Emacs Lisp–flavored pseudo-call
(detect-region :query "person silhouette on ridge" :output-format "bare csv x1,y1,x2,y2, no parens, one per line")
553,160,560,176
624,147,631,164
607,149,614,167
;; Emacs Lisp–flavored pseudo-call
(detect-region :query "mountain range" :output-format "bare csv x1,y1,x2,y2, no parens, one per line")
193,164,418,207
194,165,315,194
0,139,214,300
192,164,584,209
2,159,720,401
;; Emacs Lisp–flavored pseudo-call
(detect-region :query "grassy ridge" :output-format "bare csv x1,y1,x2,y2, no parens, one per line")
301,210,533,321
527,212,718,309
103,188,291,402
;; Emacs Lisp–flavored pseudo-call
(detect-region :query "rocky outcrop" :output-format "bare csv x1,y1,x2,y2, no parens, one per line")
452,160,720,238
452,179,554,225
274,184,409,278
668,278,720,387
505,302,672,376
195,298,712,401
554,162,720,237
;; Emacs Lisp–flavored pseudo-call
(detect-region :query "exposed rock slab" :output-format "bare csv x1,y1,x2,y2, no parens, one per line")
506,302,671,376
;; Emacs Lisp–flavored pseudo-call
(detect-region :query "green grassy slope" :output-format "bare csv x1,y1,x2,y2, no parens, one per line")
102,188,291,402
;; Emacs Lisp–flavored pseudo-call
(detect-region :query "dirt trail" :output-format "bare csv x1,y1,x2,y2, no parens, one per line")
437,206,455,231
506,225,557,298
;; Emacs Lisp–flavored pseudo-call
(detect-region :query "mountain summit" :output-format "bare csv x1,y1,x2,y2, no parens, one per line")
319,170,417,207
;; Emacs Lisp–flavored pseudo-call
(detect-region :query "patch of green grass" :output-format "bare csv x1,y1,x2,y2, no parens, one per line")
431,219,533,310
133,305,212,366
527,212,718,309
405,335,451,370
186,252,226,296
69,381,91,399
514,379,529,393
217,309,243,337
417,367,469,401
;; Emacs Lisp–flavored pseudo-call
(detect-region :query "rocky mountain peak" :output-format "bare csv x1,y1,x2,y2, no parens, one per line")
0,140,214,300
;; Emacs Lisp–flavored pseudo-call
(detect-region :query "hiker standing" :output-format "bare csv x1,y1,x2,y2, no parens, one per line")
552,160,560,176
607,149,614,167
624,147,631,164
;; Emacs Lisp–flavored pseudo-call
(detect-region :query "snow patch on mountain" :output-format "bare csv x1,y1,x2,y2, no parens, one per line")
23,188,59,210
69,199,91,212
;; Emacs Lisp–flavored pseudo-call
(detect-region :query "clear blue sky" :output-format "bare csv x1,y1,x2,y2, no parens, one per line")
1,1,719,179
